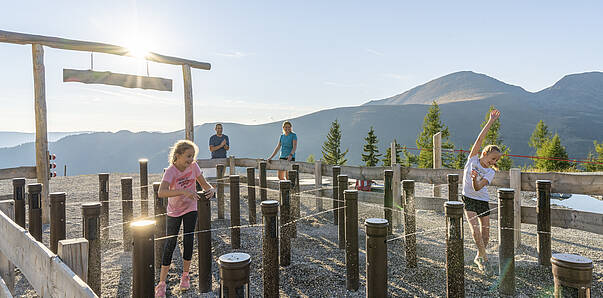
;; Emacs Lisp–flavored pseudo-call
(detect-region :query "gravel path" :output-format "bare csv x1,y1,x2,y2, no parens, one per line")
0,174,601,297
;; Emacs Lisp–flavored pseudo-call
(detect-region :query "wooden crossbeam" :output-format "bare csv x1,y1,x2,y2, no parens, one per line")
63,69,173,91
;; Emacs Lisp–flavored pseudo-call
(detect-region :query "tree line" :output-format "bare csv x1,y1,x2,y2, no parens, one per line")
311,101,603,172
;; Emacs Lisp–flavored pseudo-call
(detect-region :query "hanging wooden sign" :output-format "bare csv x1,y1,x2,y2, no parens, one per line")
63,69,173,91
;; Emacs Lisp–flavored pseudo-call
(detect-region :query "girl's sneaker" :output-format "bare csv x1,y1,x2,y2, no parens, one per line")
474,256,493,276
155,281,167,298
180,273,191,290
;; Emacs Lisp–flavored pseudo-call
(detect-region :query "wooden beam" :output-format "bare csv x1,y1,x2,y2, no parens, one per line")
32,44,50,225
0,200,15,295
182,64,194,141
0,30,211,70
432,132,442,197
58,238,89,283
63,69,172,91
0,166,36,180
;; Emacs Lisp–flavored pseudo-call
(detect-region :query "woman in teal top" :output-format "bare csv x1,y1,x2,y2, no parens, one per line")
267,120,298,180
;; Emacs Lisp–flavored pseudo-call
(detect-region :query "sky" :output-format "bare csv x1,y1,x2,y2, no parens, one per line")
1,1,602,133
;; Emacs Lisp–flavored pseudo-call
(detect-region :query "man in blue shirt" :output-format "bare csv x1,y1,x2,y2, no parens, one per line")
209,123,229,159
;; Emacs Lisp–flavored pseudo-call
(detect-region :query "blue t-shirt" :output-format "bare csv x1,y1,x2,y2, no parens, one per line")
209,134,229,159
279,132,297,158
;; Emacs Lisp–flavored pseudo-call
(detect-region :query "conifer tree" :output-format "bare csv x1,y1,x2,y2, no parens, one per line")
452,147,468,169
585,141,603,172
381,140,402,166
415,101,454,168
479,106,513,170
536,134,571,171
529,120,552,151
321,119,349,165
361,126,381,167
306,154,315,163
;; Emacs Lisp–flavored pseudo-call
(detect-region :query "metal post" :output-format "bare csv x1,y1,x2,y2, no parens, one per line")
365,218,388,298
344,190,359,291
12,178,26,228
27,183,43,242
338,174,348,249
287,170,298,238
332,166,341,225
153,182,166,282
402,180,416,268
219,253,251,298
384,170,393,235
230,175,241,249
261,200,279,297
99,173,109,239
259,161,267,202
279,180,291,266
246,167,257,225
445,201,465,298
198,190,212,293
139,159,149,217
121,177,133,251
498,188,515,296
49,192,66,254
82,202,101,296
447,174,459,201
551,253,593,298
537,180,552,267
131,219,155,298
217,164,226,219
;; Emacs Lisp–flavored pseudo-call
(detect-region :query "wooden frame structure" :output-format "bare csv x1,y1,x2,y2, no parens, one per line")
0,30,211,223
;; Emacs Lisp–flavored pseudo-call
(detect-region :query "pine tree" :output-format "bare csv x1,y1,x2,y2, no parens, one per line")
402,146,418,167
529,120,552,151
479,106,513,170
306,154,315,163
415,101,454,168
585,141,603,172
452,147,468,169
381,140,402,166
321,119,349,165
535,134,571,171
361,126,381,167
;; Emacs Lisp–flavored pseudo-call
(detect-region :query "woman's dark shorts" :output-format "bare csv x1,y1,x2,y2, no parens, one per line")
279,157,295,161
462,195,491,217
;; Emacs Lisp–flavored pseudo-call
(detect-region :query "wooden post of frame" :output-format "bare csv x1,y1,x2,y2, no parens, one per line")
182,64,194,141
510,168,522,248
433,132,442,198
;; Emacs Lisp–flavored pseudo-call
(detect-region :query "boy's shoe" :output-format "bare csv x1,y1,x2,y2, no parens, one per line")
155,281,167,298
180,273,191,290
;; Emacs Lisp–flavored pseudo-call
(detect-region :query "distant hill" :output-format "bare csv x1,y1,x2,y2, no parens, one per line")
1,71,601,175
0,131,91,148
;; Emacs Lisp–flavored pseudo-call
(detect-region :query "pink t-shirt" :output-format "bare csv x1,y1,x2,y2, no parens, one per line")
162,162,203,217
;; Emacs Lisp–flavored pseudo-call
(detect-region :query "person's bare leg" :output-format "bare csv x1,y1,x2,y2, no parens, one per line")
479,216,490,249
278,170,285,180
159,265,170,282
183,259,191,273
465,210,487,259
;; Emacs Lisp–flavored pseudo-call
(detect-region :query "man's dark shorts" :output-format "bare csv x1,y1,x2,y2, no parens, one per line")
279,157,295,161
462,195,491,217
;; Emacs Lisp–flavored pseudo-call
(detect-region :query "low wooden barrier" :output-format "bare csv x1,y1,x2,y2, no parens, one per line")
0,167,36,180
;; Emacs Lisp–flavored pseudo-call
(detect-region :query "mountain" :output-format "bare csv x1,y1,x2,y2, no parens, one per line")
364,71,530,105
0,131,91,148
1,71,601,175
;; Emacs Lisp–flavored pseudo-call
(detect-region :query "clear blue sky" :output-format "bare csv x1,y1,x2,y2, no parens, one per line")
1,1,602,132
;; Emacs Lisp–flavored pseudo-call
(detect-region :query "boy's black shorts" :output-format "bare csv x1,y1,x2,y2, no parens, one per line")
462,195,491,217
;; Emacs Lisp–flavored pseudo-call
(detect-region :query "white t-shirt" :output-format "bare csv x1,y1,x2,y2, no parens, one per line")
462,155,495,202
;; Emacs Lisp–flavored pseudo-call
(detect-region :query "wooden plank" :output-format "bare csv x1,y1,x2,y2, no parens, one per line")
0,276,11,298
63,69,172,91
58,238,89,283
521,172,603,195
0,167,36,180
0,211,96,297
33,44,50,225
510,168,522,248
521,206,603,235
197,158,227,169
182,65,194,141
0,201,15,295
0,30,211,70
0,196,10,201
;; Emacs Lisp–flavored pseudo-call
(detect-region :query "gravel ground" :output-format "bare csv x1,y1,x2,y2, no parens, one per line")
0,174,601,297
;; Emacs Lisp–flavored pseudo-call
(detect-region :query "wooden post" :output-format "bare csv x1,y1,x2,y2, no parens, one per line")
292,164,300,238
64,164,67,176
139,159,149,217
537,180,552,266
445,201,465,298
217,164,225,219
384,170,393,235
433,132,442,198
32,44,50,225
498,188,515,296
344,190,359,291
338,175,348,249
58,238,89,282
98,173,109,239
121,177,133,252
12,178,26,228
27,183,43,242
447,174,459,201
218,253,251,297
0,200,15,295
332,166,341,225
551,254,593,298
49,192,66,254
197,191,212,293
82,202,101,296
261,200,279,298
390,141,396,165
288,169,298,238
392,164,401,228
182,64,194,141
402,180,417,268
230,175,241,249
314,161,323,211
279,180,291,266
365,218,388,298
131,220,155,298
259,161,267,202
153,182,166,282
510,168,521,249
229,156,236,176
246,167,257,225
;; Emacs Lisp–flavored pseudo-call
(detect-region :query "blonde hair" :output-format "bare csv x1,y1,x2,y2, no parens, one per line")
168,140,199,165
282,120,293,133
481,145,501,171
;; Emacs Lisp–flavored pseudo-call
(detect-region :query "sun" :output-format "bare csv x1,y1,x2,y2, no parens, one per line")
125,36,151,59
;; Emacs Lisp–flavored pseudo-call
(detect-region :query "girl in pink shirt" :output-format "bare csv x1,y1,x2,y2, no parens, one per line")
155,140,215,297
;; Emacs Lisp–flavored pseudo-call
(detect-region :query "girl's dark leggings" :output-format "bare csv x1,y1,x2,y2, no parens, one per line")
162,211,198,266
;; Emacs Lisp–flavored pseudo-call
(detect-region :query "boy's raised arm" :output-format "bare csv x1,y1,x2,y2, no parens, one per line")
469,109,500,158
